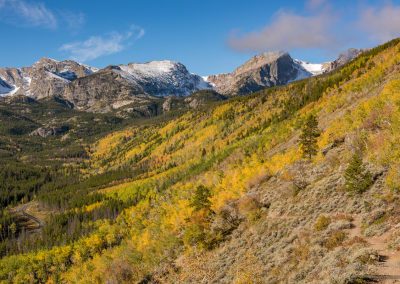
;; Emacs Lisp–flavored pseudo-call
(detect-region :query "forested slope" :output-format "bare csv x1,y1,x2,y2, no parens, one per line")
1,39,400,283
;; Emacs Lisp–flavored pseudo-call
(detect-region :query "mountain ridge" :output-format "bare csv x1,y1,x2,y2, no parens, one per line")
0,48,364,112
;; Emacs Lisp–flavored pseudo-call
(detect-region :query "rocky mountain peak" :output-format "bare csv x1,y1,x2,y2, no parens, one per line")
114,60,212,97
32,57,97,79
234,51,289,75
207,51,310,95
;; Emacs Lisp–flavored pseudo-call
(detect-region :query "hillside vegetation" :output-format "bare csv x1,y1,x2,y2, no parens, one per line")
1,39,400,283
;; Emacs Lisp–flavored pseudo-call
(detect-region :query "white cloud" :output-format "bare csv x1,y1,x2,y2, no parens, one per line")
358,4,400,42
0,0,57,29
60,25,145,62
228,10,338,52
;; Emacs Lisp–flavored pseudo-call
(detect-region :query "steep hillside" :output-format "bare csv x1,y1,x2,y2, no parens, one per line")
0,39,400,284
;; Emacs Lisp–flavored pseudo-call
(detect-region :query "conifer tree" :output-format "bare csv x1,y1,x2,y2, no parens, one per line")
191,185,212,211
344,152,373,193
300,114,320,160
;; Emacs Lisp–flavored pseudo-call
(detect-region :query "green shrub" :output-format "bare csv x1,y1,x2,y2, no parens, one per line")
314,215,331,231
324,231,347,250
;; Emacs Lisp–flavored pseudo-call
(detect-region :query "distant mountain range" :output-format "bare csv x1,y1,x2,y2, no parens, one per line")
207,48,364,95
0,48,364,112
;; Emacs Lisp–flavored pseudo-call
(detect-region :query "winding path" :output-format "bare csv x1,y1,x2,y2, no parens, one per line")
348,216,400,283
11,202,45,233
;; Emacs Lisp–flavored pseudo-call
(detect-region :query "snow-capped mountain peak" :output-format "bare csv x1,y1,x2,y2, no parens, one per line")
115,60,212,97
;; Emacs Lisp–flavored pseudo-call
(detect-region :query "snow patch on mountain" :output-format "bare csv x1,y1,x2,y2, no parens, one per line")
295,60,324,75
0,87,20,97
82,64,99,74
0,78,19,97
46,71,70,83
120,60,177,78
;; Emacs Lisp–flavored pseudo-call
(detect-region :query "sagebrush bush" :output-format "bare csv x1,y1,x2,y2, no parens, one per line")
237,196,262,222
314,215,331,231
324,231,347,250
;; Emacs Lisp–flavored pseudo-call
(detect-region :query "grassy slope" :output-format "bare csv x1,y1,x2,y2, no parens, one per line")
1,39,400,283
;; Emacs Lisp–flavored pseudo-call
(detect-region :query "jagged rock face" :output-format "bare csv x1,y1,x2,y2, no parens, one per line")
207,52,311,96
0,58,96,99
26,59,97,99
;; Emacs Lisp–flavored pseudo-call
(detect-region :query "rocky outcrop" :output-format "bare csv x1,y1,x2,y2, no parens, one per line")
30,125,70,138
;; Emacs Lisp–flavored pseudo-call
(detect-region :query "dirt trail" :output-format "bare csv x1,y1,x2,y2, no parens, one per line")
10,201,46,233
348,216,400,283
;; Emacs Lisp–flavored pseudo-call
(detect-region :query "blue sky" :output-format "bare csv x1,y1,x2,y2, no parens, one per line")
0,0,400,75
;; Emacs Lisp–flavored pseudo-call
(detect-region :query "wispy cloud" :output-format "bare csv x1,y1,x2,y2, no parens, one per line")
59,25,145,62
60,11,86,33
0,0,57,29
0,0,85,31
358,3,400,42
228,9,338,52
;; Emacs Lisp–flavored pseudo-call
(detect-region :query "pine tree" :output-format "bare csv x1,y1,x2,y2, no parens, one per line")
191,185,212,211
300,114,320,160
344,152,373,193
